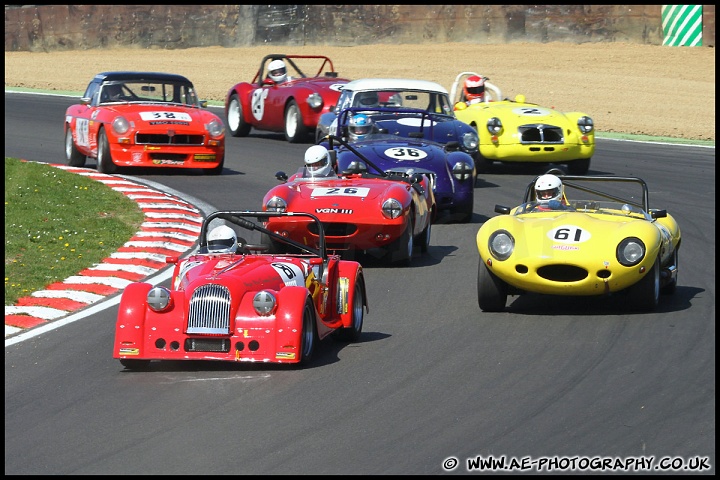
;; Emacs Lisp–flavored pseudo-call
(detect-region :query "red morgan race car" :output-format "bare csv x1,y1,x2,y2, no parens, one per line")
261,137,435,265
225,54,350,143
113,210,368,369
64,71,226,175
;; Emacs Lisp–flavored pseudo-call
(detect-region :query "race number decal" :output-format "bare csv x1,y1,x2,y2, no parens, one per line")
311,187,370,197
76,118,90,147
329,83,346,92
251,88,270,121
546,225,591,244
397,118,438,127
271,262,305,287
139,111,192,122
511,107,553,117
383,147,427,161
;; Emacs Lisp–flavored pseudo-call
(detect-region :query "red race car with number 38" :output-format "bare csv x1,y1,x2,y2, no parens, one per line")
64,71,226,175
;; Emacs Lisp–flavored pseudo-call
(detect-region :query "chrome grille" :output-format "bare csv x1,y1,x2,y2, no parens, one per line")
136,133,205,145
187,284,231,334
518,124,564,144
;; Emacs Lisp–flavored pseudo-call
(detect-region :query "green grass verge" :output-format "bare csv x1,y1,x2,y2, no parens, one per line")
4,158,145,305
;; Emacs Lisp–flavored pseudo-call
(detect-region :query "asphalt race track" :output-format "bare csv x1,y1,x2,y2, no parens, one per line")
4,92,715,475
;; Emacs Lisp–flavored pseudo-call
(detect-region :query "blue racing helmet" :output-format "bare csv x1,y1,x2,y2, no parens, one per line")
348,114,374,141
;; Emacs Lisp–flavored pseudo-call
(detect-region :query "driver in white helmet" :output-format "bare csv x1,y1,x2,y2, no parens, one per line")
267,59,290,84
303,145,335,178
533,174,569,210
207,225,238,254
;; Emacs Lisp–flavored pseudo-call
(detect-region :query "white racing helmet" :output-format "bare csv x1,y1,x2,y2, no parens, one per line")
268,59,287,83
534,174,564,204
207,225,238,253
304,145,333,177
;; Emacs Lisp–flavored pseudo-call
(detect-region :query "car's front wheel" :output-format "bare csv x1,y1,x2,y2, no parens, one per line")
477,259,508,312
119,359,151,370
284,100,308,143
203,153,224,175
335,274,365,342
65,127,86,167
96,128,118,174
417,219,431,253
628,257,660,311
567,158,590,175
390,216,414,266
299,297,318,365
227,93,252,137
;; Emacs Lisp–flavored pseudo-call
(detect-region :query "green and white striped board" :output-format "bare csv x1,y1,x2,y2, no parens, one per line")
662,5,703,46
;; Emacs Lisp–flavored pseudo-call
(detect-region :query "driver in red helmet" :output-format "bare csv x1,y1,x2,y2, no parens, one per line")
463,75,486,105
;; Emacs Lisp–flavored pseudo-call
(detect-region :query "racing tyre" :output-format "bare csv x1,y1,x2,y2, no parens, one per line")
477,259,508,312
65,127,86,167
417,219,431,253
259,232,280,254
96,128,118,174
299,297,318,365
226,93,252,137
660,248,679,295
390,217,414,266
452,190,474,224
119,359,151,370
567,158,590,175
335,274,365,342
474,155,492,174
284,100,308,143
628,257,660,311
203,153,224,175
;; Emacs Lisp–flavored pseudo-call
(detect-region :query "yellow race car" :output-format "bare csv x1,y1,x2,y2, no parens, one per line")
476,172,681,312
450,72,595,174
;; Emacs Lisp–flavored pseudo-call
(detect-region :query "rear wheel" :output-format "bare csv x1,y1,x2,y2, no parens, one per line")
96,128,118,174
65,127,86,167
284,100,308,143
567,158,590,175
299,297,318,364
226,93,251,137
477,259,508,312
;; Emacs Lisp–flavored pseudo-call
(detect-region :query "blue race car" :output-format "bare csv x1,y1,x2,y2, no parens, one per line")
315,78,480,165
320,107,476,223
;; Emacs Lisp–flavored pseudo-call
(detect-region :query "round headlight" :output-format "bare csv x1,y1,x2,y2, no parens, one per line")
253,290,276,316
617,237,645,266
307,93,323,109
382,198,403,219
147,286,172,312
487,117,502,135
489,230,514,261
452,161,474,181
577,116,594,134
461,131,479,150
112,116,130,135
206,118,225,138
265,196,287,213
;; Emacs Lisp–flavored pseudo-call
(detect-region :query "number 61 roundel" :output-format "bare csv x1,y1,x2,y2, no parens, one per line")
547,225,591,244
